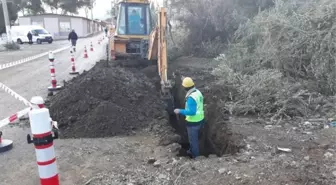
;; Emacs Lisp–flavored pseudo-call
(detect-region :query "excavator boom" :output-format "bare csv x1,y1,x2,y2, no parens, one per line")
148,7,168,85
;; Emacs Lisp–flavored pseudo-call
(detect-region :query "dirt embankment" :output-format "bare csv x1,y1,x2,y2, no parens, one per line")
48,60,167,138
45,57,336,185
47,56,243,157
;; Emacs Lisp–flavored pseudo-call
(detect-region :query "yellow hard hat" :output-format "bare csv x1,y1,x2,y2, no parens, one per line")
182,77,195,88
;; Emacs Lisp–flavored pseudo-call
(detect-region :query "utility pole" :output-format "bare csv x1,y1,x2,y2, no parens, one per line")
1,0,12,43
90,0,95,33
111,0,115,25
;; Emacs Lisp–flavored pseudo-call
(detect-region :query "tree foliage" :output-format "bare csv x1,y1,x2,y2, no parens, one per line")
213,0,336,119
26,0,45,15
59,0,90,14
168,0,274,57
0,2,19,33
43,0,61,13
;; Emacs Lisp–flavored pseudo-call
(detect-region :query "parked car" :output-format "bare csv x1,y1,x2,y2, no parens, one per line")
11,25,53,44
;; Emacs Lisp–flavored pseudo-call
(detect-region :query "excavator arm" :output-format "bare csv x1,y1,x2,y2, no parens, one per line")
148,7,172,95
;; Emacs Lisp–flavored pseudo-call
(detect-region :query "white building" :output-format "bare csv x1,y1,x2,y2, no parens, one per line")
18,14,103,40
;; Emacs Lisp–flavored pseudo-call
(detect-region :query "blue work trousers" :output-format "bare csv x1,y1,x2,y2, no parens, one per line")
186,122,204,158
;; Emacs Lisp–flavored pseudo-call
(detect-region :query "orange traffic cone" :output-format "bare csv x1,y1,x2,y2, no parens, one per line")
84,46,88,58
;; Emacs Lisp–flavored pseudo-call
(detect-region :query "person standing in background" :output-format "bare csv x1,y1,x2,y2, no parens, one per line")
68,29,78,52
27,31,33,44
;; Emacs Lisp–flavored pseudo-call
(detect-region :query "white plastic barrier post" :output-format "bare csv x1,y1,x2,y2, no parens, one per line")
30,96,58,130
48,52,63,92
0,131,13,153
27,106,60,185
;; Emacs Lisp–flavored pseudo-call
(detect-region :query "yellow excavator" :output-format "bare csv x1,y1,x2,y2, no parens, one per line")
109,0,171,98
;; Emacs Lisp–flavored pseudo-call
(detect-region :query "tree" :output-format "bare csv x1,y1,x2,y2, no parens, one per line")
13,0,29,15
169,0,275,56
59,0,90,14
43,0,60,13
26,0,44,15
0,2,19,33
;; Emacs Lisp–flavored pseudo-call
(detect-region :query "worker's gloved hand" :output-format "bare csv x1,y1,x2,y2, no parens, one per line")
174,109,180,114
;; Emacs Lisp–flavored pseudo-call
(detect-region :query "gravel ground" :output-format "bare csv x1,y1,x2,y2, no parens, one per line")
0,50,335,185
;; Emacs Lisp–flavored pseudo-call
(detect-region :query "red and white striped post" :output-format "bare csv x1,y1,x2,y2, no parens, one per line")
0,131,13,153
48,52,62,92
83,46,88,58
90,42,94,51
27,101,59,185
69,50,79,75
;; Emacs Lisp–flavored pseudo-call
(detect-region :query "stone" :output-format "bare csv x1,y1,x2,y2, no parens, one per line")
153,160,161,167
290,161,298,168
327,148,335,152
324,152,333,158
172,158,179,165
166,143,181,153
147,157,156,164
168,134,182,143
303,121,312,127
304,156,310,161
332,171,336,177
277,147,292,153
218,168,227,174
158,174,168,179
247,136,257,142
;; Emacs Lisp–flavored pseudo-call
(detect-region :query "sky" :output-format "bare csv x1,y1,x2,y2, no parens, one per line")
78,0,111,20
77,0,162,20
17,0,161,20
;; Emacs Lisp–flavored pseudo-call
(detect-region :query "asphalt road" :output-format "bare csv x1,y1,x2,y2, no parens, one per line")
0,33,112,185
0,40,70,64
0,33,107,120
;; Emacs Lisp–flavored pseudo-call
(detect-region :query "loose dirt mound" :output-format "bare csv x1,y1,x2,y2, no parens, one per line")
48,61,166,138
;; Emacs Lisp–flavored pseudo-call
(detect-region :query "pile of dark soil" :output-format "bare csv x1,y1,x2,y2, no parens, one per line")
48,61,166,138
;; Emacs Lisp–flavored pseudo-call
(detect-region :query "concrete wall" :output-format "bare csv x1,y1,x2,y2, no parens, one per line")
83,20,88,36
19,17,31,25
71,18,83,36
18,14,102,40
44,18,59,37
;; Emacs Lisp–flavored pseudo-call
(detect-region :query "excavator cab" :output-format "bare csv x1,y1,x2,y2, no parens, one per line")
111,0,154,59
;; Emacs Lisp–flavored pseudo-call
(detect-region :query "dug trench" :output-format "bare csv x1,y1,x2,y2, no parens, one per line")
47,58,245,158
168,61,245,157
